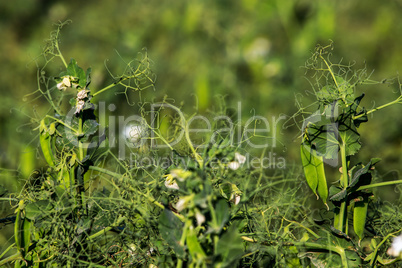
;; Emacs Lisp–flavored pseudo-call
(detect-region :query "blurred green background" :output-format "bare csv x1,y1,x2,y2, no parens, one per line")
1,0,401,231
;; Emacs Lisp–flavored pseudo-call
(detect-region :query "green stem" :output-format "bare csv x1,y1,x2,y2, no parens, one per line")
88,216,126,240
176,220,191,268
88,166,184,221
0,252,22,266
338,142,349,233
320,55,339,89
184,121,203,167
369,228,402,267
0,243,15,260
92,82,118,97
294,242,348,267
0,197,19,202
92,76,132,97
78,117,84,160
55,40,67,68
357,180,402,191
353,96,402,120
37,69,63,115
88,165,123,179
45,115,79,133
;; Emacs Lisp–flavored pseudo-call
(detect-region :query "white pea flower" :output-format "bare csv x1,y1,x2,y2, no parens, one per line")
233,194,241,205
57,76,71,91
229,183,242,205
228,152,246,170
235,152,246,164
175,194,194,212
387,234,402,257
77,89,88,100
228,161,240,170
164,174,179,190
195,210,206,226
75,100,85,114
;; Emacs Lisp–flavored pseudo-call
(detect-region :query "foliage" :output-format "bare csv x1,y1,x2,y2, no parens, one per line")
295,43,402,267
0,23,402,268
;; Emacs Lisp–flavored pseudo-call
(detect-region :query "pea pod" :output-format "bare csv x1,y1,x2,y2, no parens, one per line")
301,144,328,207
14,200,24,254
353,196,368,241
39,119,56,167
22,218,32,255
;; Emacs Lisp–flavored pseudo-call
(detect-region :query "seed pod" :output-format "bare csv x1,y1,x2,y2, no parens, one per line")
354,195,369,241
39,120,56,166
301,144,328,206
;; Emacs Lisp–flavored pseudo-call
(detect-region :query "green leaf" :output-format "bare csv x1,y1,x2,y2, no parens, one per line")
305,121,339,159
317,76,354,105
329,186,347,202
213,199,229,232
348,158,380,190
82,119,99,137
66,59,86,88
339,129,361,157
25,200,53,221
216,224,244,267
83,133,108,165
158,209,185,258
336,94,367,156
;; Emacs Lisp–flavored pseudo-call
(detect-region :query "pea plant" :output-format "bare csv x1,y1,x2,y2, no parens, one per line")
0,22,275,268
298,43,402,267
1,24,402,268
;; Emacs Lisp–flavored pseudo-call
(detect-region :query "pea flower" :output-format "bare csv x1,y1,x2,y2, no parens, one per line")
228,161,240,170
175,194,195,212
195,210,206,226
75,100,85,114
164,174,179,190
229,183,242,205
77,89,88,100
235,152,246,164
57,76,71,91
228,152,246,170
387,234,402,257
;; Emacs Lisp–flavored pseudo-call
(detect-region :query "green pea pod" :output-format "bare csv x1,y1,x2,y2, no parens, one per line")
301,144,328,206
353,196,368,241
39,120,56,167
14,200,23,254
22,219,32,255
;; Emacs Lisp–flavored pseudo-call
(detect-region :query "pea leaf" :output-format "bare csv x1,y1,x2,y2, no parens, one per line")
305,121,339,160
212,199,229,232
83,119,99,137
158,208,185,258
25,200,53,221
216,224,244,267
66,59,86,88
